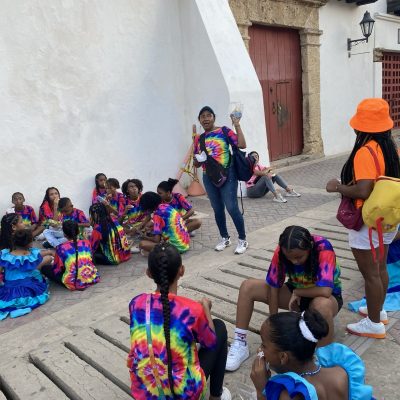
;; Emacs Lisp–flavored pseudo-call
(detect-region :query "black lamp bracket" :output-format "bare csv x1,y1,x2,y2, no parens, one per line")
347,37,369,51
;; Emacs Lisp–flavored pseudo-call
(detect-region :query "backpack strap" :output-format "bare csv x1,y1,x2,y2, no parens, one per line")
199,133,209,156
365,145,382,178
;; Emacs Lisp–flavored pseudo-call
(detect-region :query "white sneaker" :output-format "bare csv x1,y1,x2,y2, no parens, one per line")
285,189,301,197
130,246,140,254
235,239,248,254
358,306,388,325
272,193,287,203
215,237,231,251
220,387,232,400
347,317,386,339
226,341,249,371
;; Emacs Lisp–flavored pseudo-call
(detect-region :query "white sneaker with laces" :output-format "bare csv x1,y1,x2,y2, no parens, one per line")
347,317,386,339
358,306,388,325
273,193,287,203
35,233,46,241
285,189,301,197
235,239,248,254
215,237,231,251
130,245,140,254
220,387,232,400
226,341,249,371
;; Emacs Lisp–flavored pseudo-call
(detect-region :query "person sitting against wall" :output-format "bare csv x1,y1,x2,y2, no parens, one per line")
246,151,300,203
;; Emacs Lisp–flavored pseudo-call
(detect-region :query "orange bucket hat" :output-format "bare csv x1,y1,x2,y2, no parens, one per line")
349,98,394,133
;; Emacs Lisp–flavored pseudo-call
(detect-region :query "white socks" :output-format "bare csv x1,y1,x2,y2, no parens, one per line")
234,328,248,345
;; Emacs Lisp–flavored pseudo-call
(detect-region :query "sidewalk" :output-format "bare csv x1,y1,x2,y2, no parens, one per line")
0,154,399,399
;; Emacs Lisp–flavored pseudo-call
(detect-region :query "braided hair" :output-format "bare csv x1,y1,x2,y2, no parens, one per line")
148,243,182,398
94,173,107,196
89,203,122,251
278,226,318,283
12,229,33,250
341,131,400,185
62,220,80,288
0,213,20,250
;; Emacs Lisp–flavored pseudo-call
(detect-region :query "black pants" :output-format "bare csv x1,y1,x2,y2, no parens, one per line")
198,319,228,397
41,264,63,285
94,251,113,265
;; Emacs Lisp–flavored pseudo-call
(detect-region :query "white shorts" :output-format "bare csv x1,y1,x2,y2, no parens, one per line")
348,224,398,250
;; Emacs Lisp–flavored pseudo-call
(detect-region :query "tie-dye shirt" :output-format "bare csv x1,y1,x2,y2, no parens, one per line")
38,201,60,226
153,204,190,253
266,235,342,295
11,205,38,226
91,188,107,205
163,193,192,216
123,195,149,226
52,239,100,290
61,208,88,224
128,292,217,400
193,126,238,169
90,219,131,264
108,192,125,217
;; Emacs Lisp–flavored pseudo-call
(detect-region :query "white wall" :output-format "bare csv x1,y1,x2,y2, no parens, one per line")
0,0,267,215
319,0,390,156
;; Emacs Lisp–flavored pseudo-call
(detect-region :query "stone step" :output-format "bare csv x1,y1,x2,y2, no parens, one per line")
0,359,69,400
64,329,131,395
29,343,131,400
314,223,349,235
92,314,131,353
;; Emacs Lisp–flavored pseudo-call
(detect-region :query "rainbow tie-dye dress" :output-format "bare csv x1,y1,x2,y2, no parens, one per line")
127,292,217,399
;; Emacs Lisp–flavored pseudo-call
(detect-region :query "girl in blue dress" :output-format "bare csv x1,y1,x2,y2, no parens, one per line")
250,310,374,400
0,229,50,320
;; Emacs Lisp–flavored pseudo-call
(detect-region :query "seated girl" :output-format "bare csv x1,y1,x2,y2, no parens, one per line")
41,221,100,290
120,178,150,235
246,152,300,203
43,197,90,248
102,178,125,218
226,226,342,372
139,192,190,254
38,187,61,228
89,203,131,265
0,229,51,320
157,178,202,236
251,310,373,400
7,192,41,237
127,243,231,400
91,173,107,205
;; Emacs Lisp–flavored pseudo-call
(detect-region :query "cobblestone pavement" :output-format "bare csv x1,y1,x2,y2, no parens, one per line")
0,154,347,336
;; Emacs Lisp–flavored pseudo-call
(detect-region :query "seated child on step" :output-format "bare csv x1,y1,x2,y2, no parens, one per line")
102,178,125,218
120,178,150,235
38,187,61,228
0,213,26,251
251,310,373,400
226,225,342,372
157,178,202,235
91,173,107,205
0,229,50,320
43,197,90,248
89,203,131,265
139,192,190,254
42,221,100,290
6,192,41,237
127,243,231,400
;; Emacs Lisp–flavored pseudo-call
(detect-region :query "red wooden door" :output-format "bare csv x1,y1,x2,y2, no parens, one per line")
249,25,303,161
382,52,400,129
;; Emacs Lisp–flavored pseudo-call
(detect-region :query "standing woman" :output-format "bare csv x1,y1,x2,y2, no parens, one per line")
326,98,400,338
193,106,248,254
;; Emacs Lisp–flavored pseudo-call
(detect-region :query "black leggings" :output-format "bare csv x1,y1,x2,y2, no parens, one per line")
41,264,63,284
198,319,228,397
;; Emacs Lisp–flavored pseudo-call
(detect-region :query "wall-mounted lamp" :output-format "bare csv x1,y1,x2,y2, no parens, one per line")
347,11,375,51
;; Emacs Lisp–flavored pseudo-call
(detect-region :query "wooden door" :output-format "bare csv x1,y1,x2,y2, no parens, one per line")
249,25,303,161
382,52,400,129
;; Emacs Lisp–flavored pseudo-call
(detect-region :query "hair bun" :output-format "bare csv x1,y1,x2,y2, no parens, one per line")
303,309,329,340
